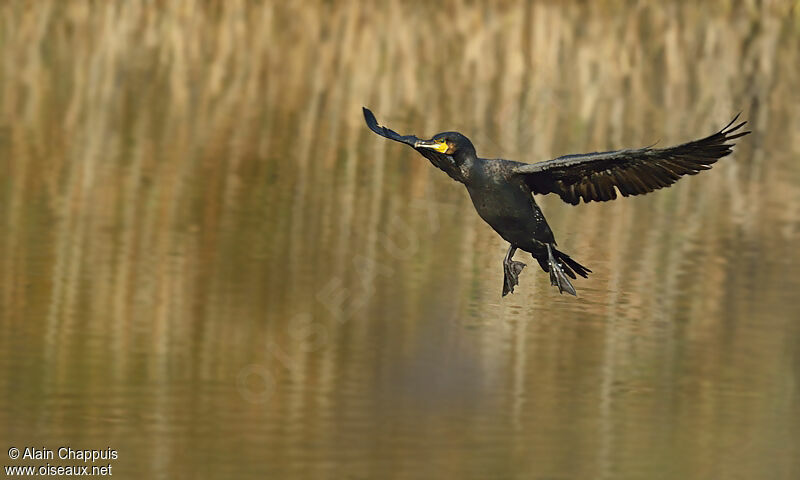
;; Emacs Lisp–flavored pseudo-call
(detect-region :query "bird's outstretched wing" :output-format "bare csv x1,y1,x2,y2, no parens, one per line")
363,107,421,147
363,107,455,173
512,115,750,205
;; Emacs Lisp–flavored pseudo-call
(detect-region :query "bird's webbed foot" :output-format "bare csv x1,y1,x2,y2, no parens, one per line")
502,258,527,297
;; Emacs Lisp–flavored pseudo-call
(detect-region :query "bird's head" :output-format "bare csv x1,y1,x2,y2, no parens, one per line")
415,132,476,160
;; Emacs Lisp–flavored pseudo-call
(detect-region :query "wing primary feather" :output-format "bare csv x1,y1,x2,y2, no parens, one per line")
721,112,741,131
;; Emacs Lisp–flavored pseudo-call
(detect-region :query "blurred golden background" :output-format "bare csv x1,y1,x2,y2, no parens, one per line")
1,1,799,478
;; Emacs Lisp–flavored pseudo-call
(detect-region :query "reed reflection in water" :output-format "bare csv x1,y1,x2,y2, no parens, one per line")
1,1,799,478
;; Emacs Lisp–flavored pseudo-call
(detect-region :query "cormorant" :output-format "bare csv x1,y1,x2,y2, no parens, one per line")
363,107,749,297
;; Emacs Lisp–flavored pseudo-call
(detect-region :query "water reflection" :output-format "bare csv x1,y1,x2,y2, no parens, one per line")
1,1,799,479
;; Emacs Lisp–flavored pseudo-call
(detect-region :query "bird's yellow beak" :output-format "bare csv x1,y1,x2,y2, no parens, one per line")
414,139,449,153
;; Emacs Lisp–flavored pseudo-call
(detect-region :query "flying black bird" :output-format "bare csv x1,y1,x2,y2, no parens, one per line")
363,107,749,297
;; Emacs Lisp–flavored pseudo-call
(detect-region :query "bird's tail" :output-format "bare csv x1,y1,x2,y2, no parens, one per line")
542,245,591,296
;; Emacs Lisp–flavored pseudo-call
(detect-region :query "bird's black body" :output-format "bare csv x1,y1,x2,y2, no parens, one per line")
363,107,749,297
463,157,555,250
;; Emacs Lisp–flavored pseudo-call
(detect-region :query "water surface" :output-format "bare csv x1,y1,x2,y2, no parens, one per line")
1,1,799,479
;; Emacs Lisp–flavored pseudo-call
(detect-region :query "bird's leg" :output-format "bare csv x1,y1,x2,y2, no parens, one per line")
546,243,576,296
502,245,526,296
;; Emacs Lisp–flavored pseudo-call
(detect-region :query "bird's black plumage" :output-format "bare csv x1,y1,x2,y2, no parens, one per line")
363,107,750,297
513,114,749,205
363,107,460,180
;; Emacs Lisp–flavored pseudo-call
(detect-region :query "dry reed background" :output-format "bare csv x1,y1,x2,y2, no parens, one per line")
1,1,799,479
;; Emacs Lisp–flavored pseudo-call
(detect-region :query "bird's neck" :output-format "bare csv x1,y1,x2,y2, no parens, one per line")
448,151,476,183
